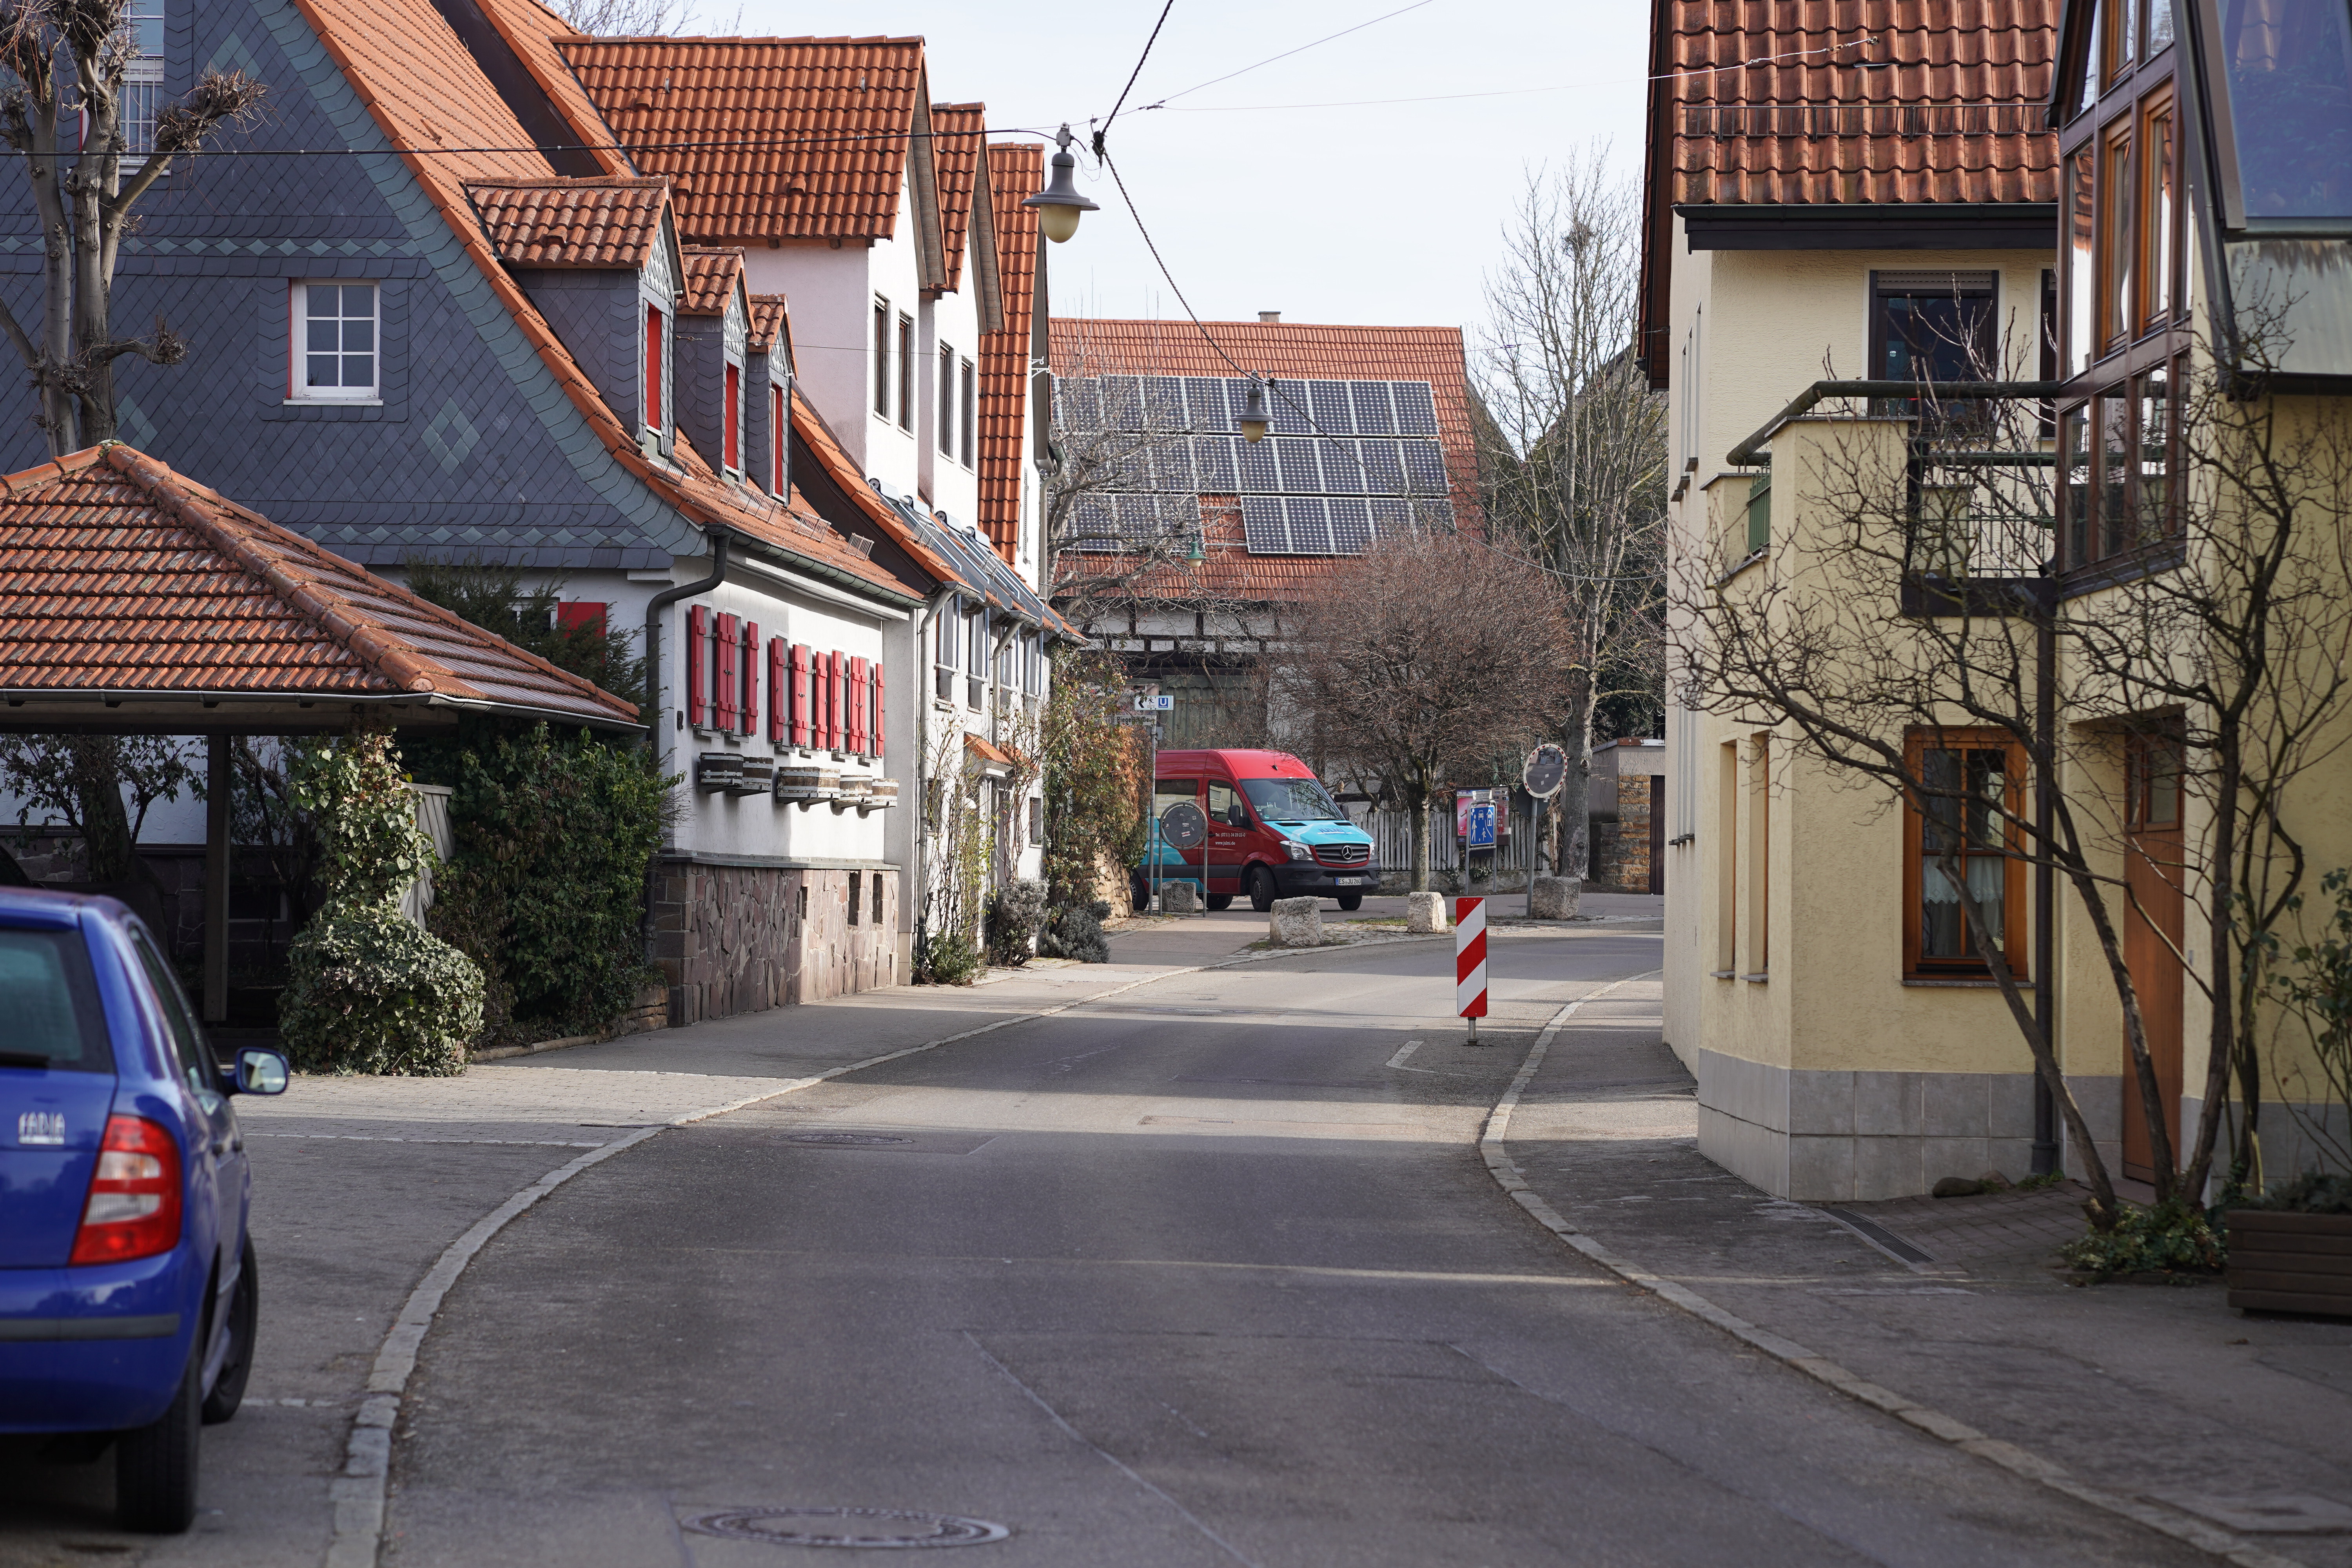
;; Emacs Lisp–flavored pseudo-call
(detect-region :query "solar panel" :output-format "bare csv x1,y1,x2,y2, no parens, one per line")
1066,494,1120,551
1142,375,1186,430
1055,377,1102,434
1192,434,1238,492
1241,495,1288,552
1328,497,1372,553
1369,496,1412,540
1160,492,1205,552
1359,439,1405,493
1236,437,1279,493
1102,375,1144,430
1284,496,1334,554
1414,496,1457,532
1185,377,1232,433
1317,439,1364,494
1350,381,1396,434
1267,379,1313,436
1392,381,1439,436
1401,439,1448,494
1150,439,1195,492
1274,437,1321,491
1309,380,1354,435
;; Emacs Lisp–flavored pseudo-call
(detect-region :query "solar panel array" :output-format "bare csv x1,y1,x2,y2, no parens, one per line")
1054,375,1454,556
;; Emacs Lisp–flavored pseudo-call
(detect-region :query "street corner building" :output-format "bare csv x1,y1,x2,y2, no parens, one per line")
0,2,1071,1025
1645,0,2352,1201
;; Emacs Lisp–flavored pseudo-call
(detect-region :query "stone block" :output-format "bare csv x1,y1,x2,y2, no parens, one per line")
1787,1134,1856,1202
1853,1135,1925,1200
1269,897,1324,947
1988,1072,2038,1140
1529,876,1581,920
1405,891,1446,933
1161,879,1201,914
1788,1069,1856,1136
1855,1071,1924,1137
1922,1073,1991,1138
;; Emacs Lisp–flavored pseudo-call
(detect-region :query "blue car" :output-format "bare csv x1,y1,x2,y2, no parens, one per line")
0,887,287,1532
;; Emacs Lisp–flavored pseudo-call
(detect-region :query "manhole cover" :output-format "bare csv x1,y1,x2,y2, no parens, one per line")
785,1132,915,1147
684,1507,1009,1548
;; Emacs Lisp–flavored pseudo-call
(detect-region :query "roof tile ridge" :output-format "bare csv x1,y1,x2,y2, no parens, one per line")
0,447,106,497
103,445,639,718
99,445,437,696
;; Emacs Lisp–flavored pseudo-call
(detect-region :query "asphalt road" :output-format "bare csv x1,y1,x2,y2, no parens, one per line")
380,931,2212,1568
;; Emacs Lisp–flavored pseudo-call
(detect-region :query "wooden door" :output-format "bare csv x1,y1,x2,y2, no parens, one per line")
2122,733,2185,1185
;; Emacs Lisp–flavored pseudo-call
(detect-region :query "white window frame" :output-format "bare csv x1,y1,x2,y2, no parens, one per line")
289,280,381,403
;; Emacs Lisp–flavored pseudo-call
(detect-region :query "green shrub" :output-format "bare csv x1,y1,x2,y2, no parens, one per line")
425,724,667,1046
2237,1172,2352,1214
1037,901,1110,964
278,735,484,1076
917,928,984,986
2060,1198,2226,1277
280,906,481,1074
985,879,1049,966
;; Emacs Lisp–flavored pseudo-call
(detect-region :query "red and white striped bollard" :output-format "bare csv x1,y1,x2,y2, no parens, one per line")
1455,895,1488,1044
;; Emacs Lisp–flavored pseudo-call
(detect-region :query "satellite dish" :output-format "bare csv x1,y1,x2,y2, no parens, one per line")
1160,800,1208,849
1523,743,1569,800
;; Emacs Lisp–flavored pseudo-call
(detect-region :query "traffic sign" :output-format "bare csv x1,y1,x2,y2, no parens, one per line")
1456,897,1489,1034
1132,694,1174,711
1160,800,1207,849
1466,801,1497,850
1524,743,1568,800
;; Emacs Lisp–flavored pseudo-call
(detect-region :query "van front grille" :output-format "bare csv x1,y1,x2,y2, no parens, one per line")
1315,842,1370,866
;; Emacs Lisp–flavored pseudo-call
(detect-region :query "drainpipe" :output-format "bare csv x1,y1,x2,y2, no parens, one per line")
2033,585,2060,1176
644,526,730,779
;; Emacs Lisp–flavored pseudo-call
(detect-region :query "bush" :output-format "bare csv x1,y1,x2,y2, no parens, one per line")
280,906,481,1075
278,735,484,1076
2059,1198,2226,1277
1037,901,1110,964
2237,1171,2352,1215
985,879,1049,967
917,928,984,986
424,724,667,1046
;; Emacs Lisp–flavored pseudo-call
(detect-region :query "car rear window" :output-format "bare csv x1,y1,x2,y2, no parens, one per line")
0,925,112,1072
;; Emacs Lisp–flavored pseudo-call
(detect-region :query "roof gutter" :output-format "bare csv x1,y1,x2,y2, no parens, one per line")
645,527,728,775
1726,380,2063,468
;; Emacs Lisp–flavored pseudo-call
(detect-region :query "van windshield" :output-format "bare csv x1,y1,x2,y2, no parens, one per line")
1241,777,1348,824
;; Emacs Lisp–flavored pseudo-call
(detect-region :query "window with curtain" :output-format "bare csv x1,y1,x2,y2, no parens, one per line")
1903,731,2028,978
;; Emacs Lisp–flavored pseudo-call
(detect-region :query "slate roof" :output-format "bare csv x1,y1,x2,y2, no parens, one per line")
465,176,671,268
470,0,636,175
290,0,919,602
558,36,930,243
977,141,1042,564
0,446,639,729
679,246,746,314
1652,0,2060,208
930,103,985,295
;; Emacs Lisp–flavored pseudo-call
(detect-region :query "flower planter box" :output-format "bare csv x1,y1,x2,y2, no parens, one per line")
2226,1210,2352,1318
860,778,900,812
774,765,837,808
694,753,744,793
727,756,775,796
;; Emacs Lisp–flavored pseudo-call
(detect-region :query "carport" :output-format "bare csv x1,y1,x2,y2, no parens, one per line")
0,445,642,1021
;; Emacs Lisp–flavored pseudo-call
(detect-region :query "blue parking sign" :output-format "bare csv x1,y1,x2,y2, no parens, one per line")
1466,803,1496,850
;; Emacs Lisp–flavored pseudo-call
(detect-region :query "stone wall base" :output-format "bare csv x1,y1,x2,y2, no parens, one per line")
652,858,900,1027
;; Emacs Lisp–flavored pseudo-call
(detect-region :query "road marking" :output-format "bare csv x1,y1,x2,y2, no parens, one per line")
1479,974,2308,1568
1386,1039,1424,1068
247,1132,608,1148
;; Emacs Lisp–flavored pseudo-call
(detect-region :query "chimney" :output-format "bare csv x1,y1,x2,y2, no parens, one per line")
1258,311,1281,324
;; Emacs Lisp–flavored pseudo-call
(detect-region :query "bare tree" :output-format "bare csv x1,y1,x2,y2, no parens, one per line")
0,733,195,887
1474,157,1669,879
548,0,740,35
0,0,264,452
1280,535,1569,891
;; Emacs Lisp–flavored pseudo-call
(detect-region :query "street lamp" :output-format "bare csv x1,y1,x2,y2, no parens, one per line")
1023,124,1099,245
1237,374,1274,443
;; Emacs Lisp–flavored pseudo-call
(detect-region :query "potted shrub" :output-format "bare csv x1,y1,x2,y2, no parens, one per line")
2227,1176,2352,1317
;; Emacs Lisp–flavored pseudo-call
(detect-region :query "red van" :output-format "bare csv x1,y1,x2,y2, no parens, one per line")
1144,749,1379,912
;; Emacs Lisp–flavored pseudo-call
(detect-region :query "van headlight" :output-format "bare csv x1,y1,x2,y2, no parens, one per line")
1283,840,1314,861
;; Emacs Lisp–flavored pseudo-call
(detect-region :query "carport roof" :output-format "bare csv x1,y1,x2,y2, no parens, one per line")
0,446,642,734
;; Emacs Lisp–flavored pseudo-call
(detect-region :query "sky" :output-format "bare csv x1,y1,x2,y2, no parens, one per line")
728,1,1651,341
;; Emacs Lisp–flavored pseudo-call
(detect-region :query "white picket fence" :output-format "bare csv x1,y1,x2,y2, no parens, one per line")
1356,806,1538,884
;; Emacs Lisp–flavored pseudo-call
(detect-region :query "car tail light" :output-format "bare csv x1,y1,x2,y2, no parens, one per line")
70,1115,183,1265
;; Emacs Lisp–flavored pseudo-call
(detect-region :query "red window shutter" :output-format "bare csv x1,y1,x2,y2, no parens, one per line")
872,662,886,761
772,386,787,495
645,306,664,434
819,651,837,751
715,613,740,730
686,604,710,728
847,657,868,753
724,363,741,470
790,643,811,747
834,653,850,752
740,620,760,735
768,637,787,744
556,601,606,632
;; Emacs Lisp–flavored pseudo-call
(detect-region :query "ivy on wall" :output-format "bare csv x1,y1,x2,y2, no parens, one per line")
1040,648,1146,909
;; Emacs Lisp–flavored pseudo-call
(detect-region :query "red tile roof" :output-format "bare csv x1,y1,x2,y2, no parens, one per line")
930,103,984,294
976,140,1042,563
559,36,929,244
1055,496,1359,606
679,245,746,314
465,176,671,268
289,0,920,605
1048,317,1482,519
749,293,791,359
1654,0,2060,208
0,446,639,728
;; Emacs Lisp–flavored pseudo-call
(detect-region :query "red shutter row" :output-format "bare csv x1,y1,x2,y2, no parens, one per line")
684,607,882,759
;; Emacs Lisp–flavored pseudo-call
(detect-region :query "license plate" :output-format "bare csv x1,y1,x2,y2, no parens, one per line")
1333,877,1365,886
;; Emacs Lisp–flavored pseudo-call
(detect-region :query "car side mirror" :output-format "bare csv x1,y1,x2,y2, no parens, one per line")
230,1047,289,1096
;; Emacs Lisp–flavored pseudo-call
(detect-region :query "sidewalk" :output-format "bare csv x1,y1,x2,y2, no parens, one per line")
1502,980,2352,1566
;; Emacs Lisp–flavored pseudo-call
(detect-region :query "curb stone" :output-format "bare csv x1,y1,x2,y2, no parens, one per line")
327,963,1210,1568
1479,978,2310,1568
